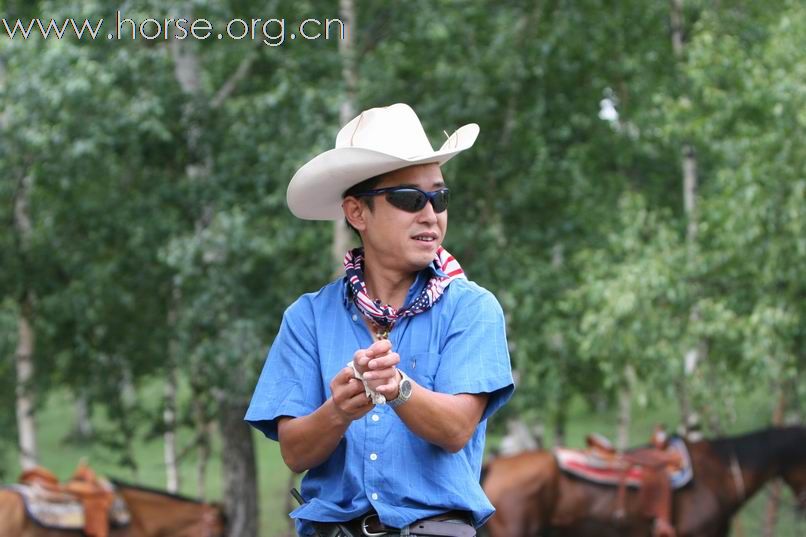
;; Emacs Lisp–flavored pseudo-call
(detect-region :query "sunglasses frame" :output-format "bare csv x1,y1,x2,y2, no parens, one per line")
354,186,451,213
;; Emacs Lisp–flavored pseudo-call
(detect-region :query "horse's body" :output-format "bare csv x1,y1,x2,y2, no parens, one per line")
482,426,806,537
0,488,130,537
113,481,226,537
0,480,225,537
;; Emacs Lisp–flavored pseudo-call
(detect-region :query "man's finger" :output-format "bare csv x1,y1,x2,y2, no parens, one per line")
375,382,399,397
345,378,366,396
363,367,397,381
368,339,392,356
345,392,373,412
340,367,356,382
353,350,370,367
368,353,400,370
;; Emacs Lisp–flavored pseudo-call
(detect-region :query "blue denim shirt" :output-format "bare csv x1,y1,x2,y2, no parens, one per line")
245,263,514,536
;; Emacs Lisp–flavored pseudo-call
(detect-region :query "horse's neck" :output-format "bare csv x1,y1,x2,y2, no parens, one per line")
714,430,790,510
730,453,775,509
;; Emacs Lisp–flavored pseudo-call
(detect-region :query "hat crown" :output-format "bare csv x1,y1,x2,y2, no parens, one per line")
335,103,434,159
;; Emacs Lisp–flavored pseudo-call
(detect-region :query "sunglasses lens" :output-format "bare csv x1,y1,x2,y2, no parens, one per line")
431,189,450,213
386,190,427,212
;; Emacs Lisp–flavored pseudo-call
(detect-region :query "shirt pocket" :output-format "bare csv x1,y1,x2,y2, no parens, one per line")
403,351,440,390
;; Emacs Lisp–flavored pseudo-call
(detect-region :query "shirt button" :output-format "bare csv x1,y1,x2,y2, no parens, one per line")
371,414,380,422
370,453,378,461
351,314,358,322
371,493,379,501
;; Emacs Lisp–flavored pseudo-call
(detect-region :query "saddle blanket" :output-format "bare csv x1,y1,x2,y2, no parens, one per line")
554,437,693,489
6,483,131,531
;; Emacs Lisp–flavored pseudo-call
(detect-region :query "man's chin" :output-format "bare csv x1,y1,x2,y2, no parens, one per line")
407,252,436,272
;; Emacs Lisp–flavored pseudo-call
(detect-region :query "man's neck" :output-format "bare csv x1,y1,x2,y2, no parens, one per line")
362,253,419,310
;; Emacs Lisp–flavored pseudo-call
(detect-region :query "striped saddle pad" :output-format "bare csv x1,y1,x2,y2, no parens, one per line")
554,437,693,490
8,483,131,531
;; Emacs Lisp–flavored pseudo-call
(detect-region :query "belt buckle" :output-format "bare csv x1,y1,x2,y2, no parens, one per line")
361,513,386,537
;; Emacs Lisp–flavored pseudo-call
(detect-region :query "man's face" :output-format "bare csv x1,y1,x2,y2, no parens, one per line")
353,163,448,273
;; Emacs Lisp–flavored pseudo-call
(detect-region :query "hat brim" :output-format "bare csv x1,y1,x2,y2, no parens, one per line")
287,123,479,220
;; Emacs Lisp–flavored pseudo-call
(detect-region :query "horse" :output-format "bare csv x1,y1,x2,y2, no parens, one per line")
482,426,806,537
0,478,226,537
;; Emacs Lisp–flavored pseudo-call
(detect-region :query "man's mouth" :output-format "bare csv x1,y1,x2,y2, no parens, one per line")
412,232,438,243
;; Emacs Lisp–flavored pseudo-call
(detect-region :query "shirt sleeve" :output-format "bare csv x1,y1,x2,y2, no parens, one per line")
244,297,324,440
434,285,514,421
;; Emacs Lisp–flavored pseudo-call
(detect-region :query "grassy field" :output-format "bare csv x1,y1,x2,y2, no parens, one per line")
1,387,802,536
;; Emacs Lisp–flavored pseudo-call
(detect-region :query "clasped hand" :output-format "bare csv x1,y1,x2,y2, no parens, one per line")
330,339,401,423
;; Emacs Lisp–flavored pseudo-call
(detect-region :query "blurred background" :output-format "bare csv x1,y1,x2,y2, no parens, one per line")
1,0,803,535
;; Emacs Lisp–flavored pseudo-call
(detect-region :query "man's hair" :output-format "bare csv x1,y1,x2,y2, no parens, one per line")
342,175,382,239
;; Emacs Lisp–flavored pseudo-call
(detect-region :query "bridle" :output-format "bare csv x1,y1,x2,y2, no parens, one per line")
729,450,746,502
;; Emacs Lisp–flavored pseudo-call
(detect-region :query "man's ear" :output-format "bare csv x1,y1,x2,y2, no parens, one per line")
342,197,368,231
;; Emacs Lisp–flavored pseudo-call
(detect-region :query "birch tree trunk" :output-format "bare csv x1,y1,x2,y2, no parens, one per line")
72,393,93,440
7,58,38,467
220,400,259,537
163,358,180,492
332,0,358,275
13,170,38,470
168,2,213,496
15,291,38,469
194,418,212,501
547,243,571,449
670,0,707,432
170,5,259,532
117,358,140,478
616,371,632,451
762,385,786,537
184,347,212,499
553,404,567,448
163,285,182,492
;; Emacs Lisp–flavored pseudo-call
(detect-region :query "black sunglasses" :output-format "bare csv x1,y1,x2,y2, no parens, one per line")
355,187,450,213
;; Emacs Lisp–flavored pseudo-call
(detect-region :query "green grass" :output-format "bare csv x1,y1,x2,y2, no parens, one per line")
2,387,802,536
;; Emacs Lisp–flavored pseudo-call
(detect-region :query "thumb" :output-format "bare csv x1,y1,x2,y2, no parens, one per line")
341,367,356,382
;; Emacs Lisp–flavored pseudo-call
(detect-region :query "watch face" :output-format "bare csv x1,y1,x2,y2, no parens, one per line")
399,379,412,398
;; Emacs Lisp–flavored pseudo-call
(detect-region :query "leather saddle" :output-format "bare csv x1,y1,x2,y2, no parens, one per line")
15,463,130,537
555,427,692,537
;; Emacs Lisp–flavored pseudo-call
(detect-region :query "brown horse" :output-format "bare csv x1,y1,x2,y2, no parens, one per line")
113,481,226,537
482,426,806,537
0,480,226,537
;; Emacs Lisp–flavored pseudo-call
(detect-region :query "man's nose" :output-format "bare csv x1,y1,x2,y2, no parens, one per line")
416,199,439,223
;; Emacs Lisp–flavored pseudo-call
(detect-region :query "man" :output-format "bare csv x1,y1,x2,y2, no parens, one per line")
246,103,514,537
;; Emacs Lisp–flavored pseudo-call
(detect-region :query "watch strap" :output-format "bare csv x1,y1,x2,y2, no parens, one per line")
387,369,412,409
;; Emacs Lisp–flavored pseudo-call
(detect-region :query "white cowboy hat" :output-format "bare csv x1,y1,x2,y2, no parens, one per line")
287,103,479,220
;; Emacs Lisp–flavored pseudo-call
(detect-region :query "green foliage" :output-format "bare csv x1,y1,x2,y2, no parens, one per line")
1,0,803,520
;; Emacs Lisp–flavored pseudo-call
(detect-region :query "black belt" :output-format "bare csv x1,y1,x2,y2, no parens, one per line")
322,511,475,537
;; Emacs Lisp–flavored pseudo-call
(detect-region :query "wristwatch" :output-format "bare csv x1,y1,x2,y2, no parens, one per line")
387,369,413,409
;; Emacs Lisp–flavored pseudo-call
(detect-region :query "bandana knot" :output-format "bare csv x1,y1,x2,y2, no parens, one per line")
344,246,466,332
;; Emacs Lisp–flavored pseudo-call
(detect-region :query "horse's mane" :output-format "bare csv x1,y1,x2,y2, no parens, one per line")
109,478,210,505
707,426,806,471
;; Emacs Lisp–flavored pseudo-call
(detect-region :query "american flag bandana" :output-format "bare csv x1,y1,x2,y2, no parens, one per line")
344,246,466,333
